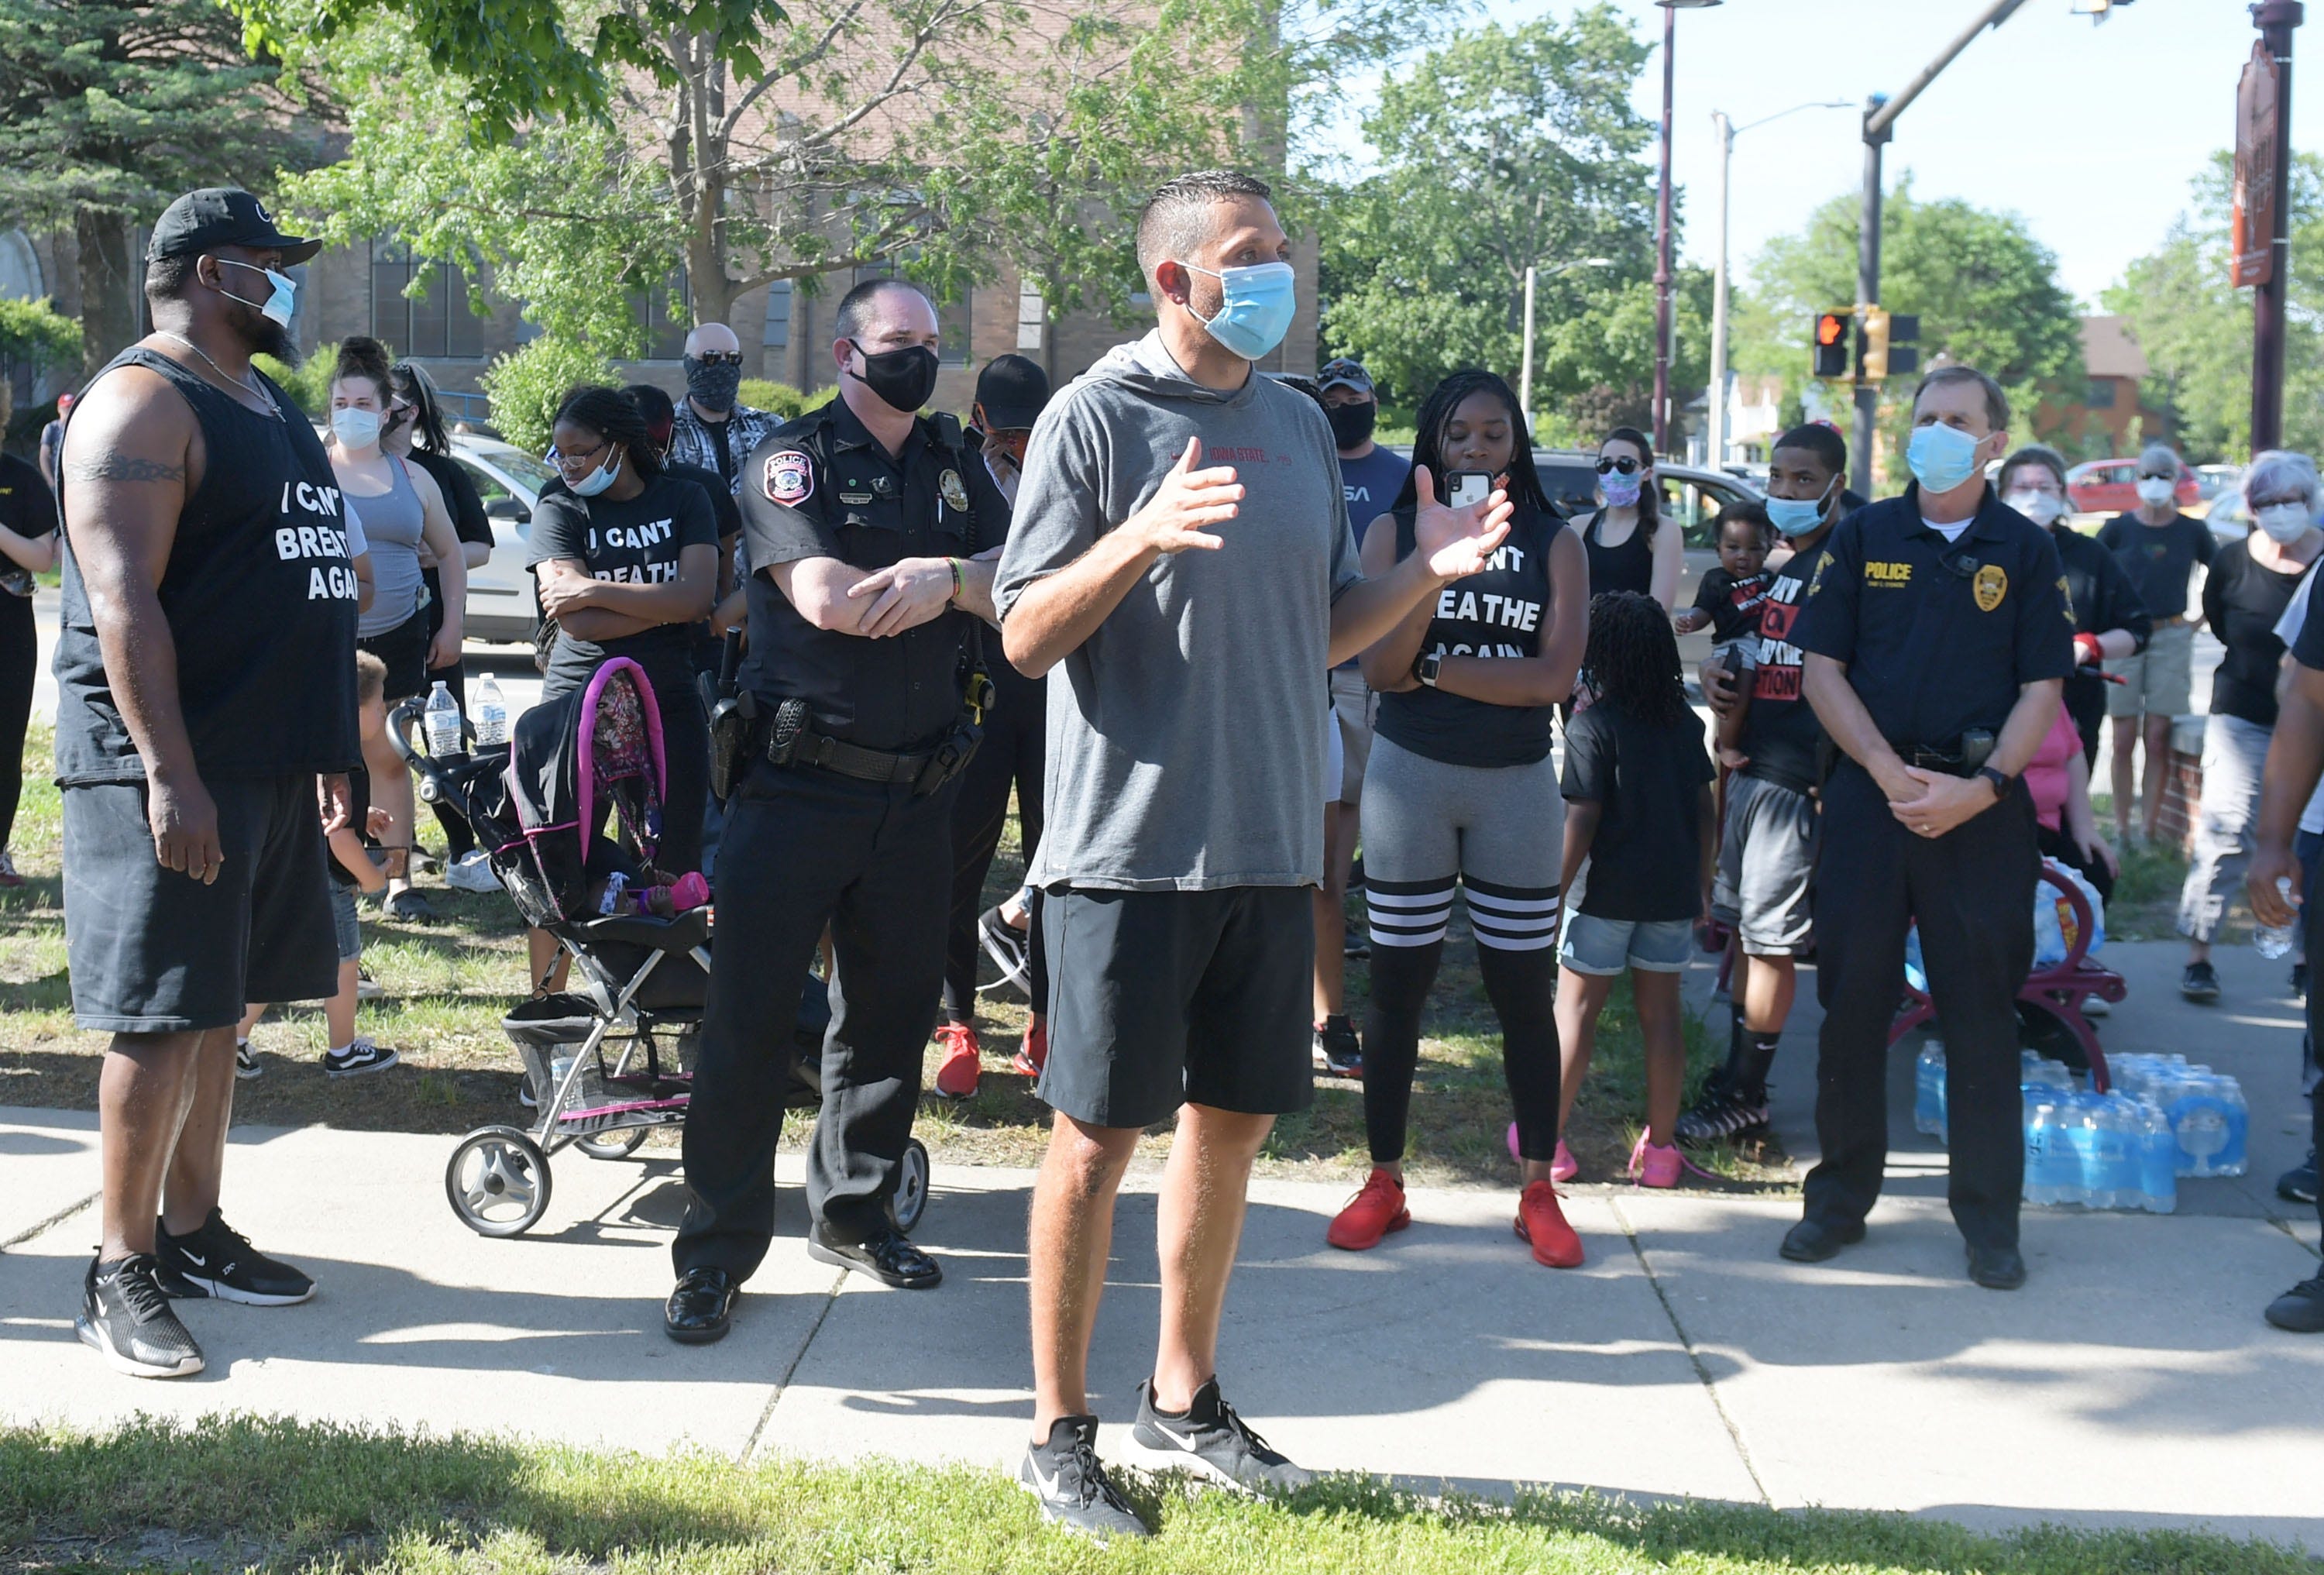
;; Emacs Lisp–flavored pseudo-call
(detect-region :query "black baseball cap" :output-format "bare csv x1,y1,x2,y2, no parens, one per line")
1318,357,1373,396
146,187,320,266
975,354,1052,431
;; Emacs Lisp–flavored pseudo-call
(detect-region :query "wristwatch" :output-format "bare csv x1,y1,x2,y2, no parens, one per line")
1416,652,1443,688
1975,765,2014,799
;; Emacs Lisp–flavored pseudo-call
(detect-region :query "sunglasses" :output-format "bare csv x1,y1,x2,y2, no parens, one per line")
692,351,743,366
1596,456,1642,476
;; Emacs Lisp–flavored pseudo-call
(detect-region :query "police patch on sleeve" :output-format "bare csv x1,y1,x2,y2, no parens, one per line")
764,450,814,507
939,468,969,512
1973,563,2008,613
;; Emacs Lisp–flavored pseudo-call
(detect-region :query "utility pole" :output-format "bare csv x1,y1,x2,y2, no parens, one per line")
2249,1,2303,452
1850,0,2027,496
1652,2,1679,456
1521,265,1538,430
1708,111,1731,473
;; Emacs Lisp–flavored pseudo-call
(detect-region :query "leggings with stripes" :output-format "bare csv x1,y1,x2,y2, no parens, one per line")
1360,734,1566,1164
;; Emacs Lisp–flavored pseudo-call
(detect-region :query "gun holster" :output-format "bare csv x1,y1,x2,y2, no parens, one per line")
913,713,984,798
707,689,758,803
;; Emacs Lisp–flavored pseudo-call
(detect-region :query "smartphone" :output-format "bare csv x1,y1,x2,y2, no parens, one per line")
1446,470,1492,510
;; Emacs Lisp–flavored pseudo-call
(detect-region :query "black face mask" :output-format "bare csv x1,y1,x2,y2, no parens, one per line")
683,356,742,414
846,342,940,414
1327,399,1377,451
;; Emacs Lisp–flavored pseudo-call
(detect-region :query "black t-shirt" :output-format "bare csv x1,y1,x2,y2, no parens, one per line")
1692,566,1773,645
1561,698,1714,922
1793,487,2075,751
1373,502,1564,768
2203,538,2310,727
2051,523,2151,745
539,461,740,545
526,469,720,688
406,447,492,550
1737,531,1832,795
0,450,57,600
2095,511,2212,621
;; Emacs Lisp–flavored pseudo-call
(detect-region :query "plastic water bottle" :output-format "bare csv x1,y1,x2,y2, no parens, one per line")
423,680,462,757
2024,1096,2080,1206
1914,1039,1948,1140
2254,876,2300,960
2076,1094,2136,1209
2134,1099,2178,1213
2020,1051,2075,1092
472,674,507,748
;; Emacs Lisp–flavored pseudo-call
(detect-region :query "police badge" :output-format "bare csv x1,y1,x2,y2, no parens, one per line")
939,468,970,512
765,450,814,506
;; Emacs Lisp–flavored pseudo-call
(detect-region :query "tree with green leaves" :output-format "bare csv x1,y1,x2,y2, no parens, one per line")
0,294,80,428
2103,151,2324,464
0,0,331,367
1314,5,1708,439
282,0,1416,414
1731,180,2082,474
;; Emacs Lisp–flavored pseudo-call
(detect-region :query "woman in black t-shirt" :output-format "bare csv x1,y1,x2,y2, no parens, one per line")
1570,425,1681,611
528,385,720,884
2178,451,2324,1002
1325,370,1591,1267
0,449,57,887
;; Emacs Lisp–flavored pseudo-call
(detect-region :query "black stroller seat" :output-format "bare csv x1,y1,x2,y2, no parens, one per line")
576,906,712,954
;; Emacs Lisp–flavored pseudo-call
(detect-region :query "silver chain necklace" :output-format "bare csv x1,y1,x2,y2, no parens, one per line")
159,331,281,420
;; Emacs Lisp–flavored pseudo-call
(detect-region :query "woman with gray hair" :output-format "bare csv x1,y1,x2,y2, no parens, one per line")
2098,442,2213,842
1999,444,2150,764
2178,450,2324,1002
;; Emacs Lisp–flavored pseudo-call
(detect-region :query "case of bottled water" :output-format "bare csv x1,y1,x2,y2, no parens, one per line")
1913,1040,1947,1140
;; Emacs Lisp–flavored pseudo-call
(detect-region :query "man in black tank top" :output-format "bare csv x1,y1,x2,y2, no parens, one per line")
52,189,358,1379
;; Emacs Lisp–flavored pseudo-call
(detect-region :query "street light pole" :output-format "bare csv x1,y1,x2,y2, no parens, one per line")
1849,0,2027,496
1652,0,1679,457
1520,258,1612,433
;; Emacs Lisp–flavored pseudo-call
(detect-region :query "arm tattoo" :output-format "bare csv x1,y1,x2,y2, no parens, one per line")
66,454,186,483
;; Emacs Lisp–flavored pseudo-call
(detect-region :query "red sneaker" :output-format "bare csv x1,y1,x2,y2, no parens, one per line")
1515,1180,1584,1268
1326,1167,1411,1250
1011,1016,1048,1078
933,1020,982,1099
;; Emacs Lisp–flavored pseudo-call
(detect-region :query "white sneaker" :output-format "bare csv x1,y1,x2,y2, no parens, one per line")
233,1040,262,1080
2082,994,2109,1018
446,850,500,892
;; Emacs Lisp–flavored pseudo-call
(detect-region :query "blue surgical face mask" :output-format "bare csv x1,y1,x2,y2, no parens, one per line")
1180,260,1296,362
1764,479,1835,538
571,449,622,498
215,257,297,327
331,407,382,449
1906,421,1983,495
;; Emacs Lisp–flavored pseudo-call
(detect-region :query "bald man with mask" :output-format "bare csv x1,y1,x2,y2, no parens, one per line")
668,322,783,499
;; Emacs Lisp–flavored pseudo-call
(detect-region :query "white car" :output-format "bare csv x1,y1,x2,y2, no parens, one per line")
445,438,558,644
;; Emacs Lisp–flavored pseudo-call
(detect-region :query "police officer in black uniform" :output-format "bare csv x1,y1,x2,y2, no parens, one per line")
1789,365,2075,1292
665,277,1009,1343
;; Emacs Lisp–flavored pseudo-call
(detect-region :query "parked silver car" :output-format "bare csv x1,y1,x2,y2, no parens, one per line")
444,438,558,645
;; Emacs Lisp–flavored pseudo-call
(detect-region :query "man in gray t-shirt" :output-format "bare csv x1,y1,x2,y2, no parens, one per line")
992,169,1514,1539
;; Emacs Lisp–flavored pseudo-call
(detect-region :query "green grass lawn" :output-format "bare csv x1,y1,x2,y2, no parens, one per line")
1,722,1783,1190
3,1416,2311,1575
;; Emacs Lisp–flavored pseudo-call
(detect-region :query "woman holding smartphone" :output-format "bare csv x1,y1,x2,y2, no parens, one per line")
1570,425,1681,610
1325,369,1592,1267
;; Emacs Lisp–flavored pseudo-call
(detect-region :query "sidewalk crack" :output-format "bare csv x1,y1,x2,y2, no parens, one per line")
738,1267,848,1463
2,1191,98,1253
1609,1193,1772,1508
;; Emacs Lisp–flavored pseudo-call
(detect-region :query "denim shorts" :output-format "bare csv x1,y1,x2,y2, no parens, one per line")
1561,913,1693,976
331,883,361,964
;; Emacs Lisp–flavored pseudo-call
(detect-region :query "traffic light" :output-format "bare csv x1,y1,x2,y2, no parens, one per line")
1862,306,1891,382
1858,308,1922,383
1812,312,1850,379
1887,312,1920,377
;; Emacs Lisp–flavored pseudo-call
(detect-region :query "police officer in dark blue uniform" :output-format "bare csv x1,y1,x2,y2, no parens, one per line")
1789,365,2075,1292
664,277,1009,1343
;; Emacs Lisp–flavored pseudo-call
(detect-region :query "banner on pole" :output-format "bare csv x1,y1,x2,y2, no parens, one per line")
2233,38,2281,289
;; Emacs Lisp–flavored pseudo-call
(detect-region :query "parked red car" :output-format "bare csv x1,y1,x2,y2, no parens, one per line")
2066,456,2202,516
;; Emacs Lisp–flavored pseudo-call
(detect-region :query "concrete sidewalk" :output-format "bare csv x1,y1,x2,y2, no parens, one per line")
5,1034,2321,1549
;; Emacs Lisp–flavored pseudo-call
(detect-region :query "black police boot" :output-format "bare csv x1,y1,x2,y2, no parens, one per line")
665,1267,738,1343
1779,1216,1865,1264
807,1223,943,1289
1966,1242,2027,1291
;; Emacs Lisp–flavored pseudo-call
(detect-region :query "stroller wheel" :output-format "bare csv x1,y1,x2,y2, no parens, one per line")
574,1126,650,1161
445,1125,553,1237
890,1139,931,1234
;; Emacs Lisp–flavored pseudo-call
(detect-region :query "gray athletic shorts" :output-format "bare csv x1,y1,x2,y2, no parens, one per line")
62,772,337,1033
1330,668,1377,806
1360,734,1563,951
1711,772,1818,956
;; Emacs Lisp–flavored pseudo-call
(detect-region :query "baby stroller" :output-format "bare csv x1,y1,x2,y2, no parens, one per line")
390,658,931,1239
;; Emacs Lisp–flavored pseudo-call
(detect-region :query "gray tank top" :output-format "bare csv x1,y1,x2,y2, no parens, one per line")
349,454,425,636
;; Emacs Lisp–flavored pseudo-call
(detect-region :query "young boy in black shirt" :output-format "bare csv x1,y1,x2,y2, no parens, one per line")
1675,502,1775,765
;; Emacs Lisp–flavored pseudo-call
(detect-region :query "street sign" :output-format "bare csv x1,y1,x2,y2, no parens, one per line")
2234,37,2281,288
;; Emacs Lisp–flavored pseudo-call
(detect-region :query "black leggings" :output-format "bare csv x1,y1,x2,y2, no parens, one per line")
0,595,33,850
421,567,473,860
1363,936,1562,1164
943,665,1045,1020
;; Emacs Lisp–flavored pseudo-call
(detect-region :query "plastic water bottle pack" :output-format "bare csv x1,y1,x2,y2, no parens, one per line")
2107,1054,2250,1178
2022,1087,2178,1213
1913,1040,1948,1140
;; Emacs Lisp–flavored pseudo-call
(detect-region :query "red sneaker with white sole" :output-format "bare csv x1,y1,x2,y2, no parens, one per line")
1012,1016,1048,1078
1326,1168,1411,1250
1515,1180,1584,1268
933,1020,982,1099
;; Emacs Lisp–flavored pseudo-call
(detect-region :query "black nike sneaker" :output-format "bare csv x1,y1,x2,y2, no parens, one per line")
1674,1077,1771,1144
1016,1415,1151,1542
77,1254,205,1378
1131,1377,1312,1492
155,1209,315,1305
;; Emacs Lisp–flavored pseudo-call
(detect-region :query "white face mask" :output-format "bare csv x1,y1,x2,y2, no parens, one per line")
2006,488,2065,527
2135,476,2175,507
2256,501,2314,544
332,408,382,450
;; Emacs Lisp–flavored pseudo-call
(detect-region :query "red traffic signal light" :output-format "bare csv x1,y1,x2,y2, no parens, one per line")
1812,312,1851,379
